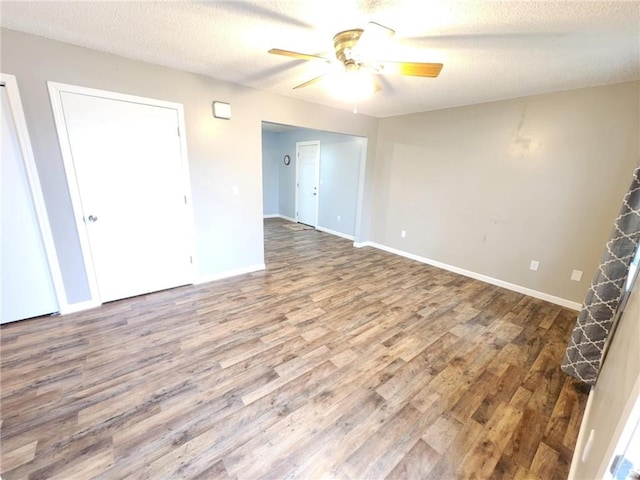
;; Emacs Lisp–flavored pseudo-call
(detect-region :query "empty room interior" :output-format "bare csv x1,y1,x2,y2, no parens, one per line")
1,1,640,479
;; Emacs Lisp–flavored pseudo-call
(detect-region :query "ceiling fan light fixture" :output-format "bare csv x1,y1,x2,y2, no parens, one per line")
326,70,376,102
269,21,442,102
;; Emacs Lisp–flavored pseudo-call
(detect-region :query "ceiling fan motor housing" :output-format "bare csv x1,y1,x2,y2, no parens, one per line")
333,29,364,66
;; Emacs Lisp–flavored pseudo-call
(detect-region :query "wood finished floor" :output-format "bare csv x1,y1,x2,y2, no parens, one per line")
1,218,589,480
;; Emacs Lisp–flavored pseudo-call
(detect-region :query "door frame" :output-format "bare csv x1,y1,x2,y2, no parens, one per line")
295,140,320,226
47,82,195,306
1,73,66,312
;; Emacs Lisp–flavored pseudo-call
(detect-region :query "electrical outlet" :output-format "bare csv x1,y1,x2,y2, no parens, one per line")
337,215,341,222
232,185,239,196
401,230,406,238
530,260,539,271
571,270,583,282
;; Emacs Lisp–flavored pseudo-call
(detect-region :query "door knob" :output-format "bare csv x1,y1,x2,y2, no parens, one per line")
87,215,98,223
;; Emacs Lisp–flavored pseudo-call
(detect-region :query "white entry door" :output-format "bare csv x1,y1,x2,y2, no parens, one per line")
296,141,320,227
53,87,193,303
1,81,59,323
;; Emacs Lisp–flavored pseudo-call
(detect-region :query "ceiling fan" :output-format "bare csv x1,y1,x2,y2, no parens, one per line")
268,22,443,97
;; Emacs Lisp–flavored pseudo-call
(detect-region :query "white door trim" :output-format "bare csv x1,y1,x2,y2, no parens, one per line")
353,137,368,242
295,140,320,226
47,81,195,306
1,73,66,312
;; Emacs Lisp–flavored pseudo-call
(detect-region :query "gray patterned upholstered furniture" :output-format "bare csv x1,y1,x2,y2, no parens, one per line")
562,166,640,385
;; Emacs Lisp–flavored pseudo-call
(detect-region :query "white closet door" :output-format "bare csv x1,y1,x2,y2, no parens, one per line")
1,85,58,323
296,142,319,227
60,92,192,303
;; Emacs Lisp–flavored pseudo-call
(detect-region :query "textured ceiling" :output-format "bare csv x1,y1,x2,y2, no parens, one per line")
1,1,639,118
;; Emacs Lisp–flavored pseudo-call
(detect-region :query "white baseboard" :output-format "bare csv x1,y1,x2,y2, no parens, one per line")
60,264,266,313
263,214,296,223
265,216,354,241
354,241,582,311
196,263,265,285
316,226,355,241
59,299,101,315
353,241,373,248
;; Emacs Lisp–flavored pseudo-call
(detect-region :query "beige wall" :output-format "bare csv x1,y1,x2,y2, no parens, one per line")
373,82,640,304
0,28,379,305
2,27,638,308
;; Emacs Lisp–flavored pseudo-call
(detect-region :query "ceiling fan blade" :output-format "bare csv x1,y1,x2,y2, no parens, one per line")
375,61,443,77
268,48,329,62
352,22,395,62
363,22,395,40
293,75,325,90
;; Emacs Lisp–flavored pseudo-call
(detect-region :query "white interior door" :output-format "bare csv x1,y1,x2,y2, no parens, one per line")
296,141,320,227
58,90,192,303
1,83,58,323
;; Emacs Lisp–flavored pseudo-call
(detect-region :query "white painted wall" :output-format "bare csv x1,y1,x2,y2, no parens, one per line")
0,28,379,306
3,27,638,310
373,82,639,304
317,137,364,236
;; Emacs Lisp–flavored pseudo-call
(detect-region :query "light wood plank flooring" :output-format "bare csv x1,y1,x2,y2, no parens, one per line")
1,218,589,479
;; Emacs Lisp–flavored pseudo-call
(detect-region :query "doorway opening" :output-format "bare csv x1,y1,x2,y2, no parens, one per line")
260,121,367,249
